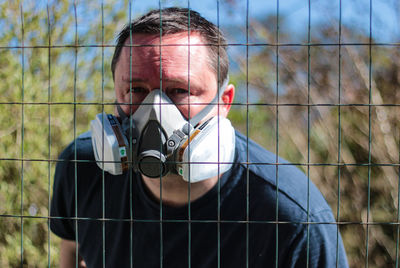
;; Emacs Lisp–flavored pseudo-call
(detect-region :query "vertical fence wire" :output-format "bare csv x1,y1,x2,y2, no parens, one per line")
336,0,342,267
186,4,192,268
101,3,106,268
306,0,312,267
365,0,373,266
72,2,79,268
245,0,250,266
216,1,222,268
46,4,52,268
274,0,280,267
19,4,25,267
397,124,400,268
128,2,134,267
245,0,250,268
158,4,164,268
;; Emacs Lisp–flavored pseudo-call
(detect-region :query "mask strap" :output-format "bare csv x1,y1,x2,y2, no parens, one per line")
116,102,128,121
189,77,229,127
115,102,134,139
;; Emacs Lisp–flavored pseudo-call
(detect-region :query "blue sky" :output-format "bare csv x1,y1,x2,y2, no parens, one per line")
128,0,399,43
26,0,400,44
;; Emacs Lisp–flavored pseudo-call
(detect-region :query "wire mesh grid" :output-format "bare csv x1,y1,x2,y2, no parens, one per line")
0,0,399,267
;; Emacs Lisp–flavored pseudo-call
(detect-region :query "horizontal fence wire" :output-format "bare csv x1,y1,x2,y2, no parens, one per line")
5,213,399,226
3,42,400,49
1,102,400,106
2,157,400,165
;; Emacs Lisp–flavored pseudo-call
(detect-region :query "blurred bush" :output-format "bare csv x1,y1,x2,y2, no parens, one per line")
227,11,399,268
0,1,123,266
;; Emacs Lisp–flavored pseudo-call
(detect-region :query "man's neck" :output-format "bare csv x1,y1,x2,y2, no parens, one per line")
141,174,219,207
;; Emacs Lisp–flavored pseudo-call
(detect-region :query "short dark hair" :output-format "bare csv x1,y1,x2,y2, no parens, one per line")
111,7,229,84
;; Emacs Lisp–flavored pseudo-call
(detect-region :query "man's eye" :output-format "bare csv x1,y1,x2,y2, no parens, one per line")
130,87,147,94
170,88,189,95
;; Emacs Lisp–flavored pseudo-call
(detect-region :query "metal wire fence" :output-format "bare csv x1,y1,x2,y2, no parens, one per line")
0,0,399,267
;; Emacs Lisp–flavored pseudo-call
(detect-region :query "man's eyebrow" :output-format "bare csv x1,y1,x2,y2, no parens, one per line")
122,77,194,85
122,77,145,83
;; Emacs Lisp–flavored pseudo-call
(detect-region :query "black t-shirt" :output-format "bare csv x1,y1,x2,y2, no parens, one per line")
50,131,348,267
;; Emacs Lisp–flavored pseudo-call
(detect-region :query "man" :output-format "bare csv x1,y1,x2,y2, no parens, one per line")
51,7,348,268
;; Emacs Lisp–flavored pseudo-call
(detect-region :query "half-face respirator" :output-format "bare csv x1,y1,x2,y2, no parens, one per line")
90,81,235,183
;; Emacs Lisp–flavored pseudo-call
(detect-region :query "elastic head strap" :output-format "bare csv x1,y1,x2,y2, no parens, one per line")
116,102,128,120
116,102,135,141
189,77,229,127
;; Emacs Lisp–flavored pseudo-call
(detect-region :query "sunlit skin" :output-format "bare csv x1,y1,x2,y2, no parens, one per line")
114,32,235,206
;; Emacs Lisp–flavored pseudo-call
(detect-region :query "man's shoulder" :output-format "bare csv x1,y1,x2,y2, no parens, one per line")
233,131,332,218
234,130,306,187
53,131,103,193
58,131,94,161
54,131,97,181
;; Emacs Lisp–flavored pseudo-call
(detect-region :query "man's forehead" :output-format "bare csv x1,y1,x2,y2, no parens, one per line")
114,32,216,84
117,32,210,68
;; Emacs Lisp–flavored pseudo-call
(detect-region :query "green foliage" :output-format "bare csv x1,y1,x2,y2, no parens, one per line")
228,15,399,267
0,1,124,266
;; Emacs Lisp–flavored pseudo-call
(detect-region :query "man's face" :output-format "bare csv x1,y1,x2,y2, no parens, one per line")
114,32,231,120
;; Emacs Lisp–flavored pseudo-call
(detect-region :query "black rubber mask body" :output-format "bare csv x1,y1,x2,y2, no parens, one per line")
137,120,168,178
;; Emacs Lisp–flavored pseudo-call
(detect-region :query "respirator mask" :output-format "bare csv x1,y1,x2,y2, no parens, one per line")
90,80,235,183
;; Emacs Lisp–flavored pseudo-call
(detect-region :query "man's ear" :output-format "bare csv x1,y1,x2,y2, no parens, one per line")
220,84,235,117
